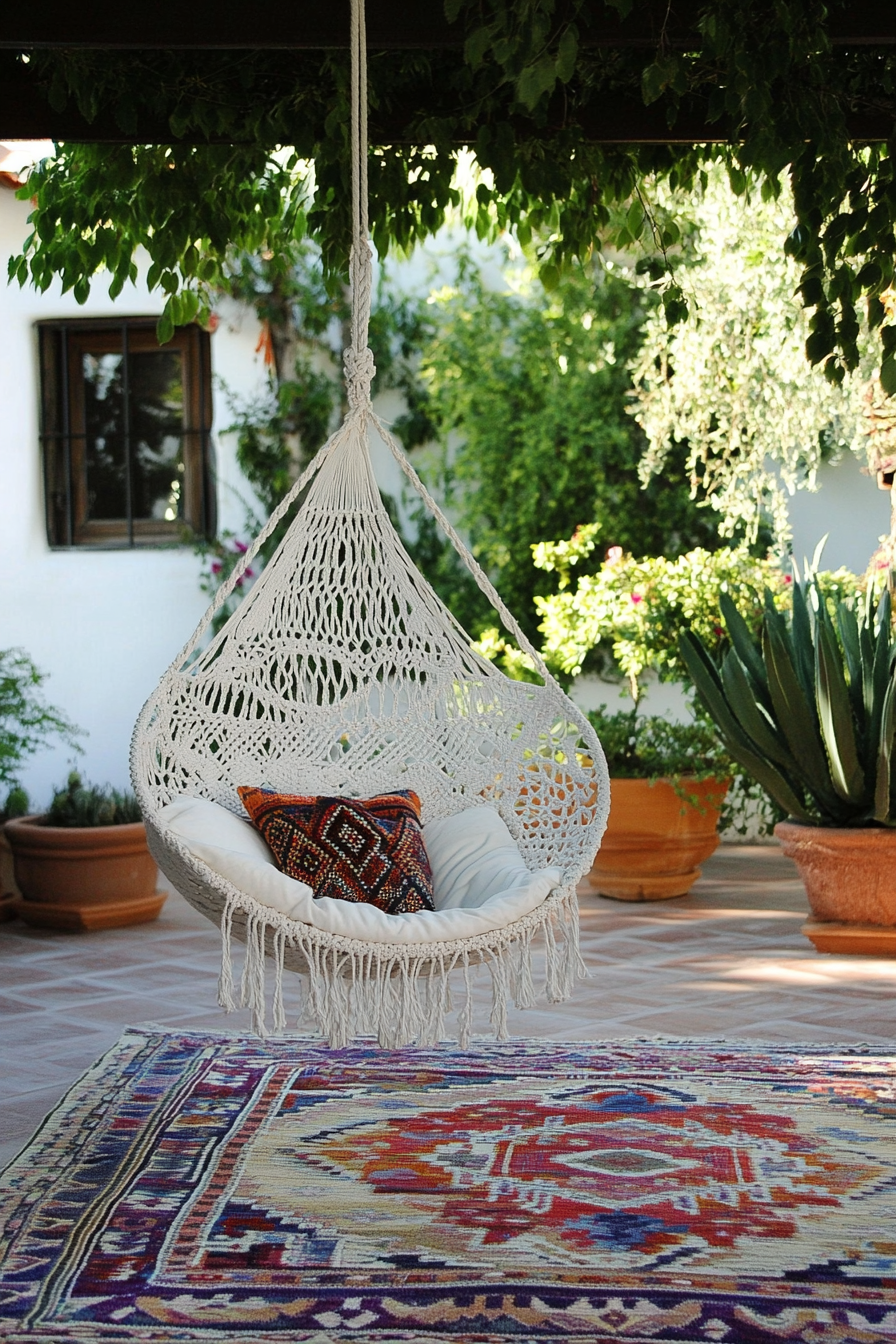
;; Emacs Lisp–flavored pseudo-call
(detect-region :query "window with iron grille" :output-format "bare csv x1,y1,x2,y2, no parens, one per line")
38,319,215,548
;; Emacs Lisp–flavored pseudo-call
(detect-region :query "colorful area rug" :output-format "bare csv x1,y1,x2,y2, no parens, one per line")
1,1031,894,1343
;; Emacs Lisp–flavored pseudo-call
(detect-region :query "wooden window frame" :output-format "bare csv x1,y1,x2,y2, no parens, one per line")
38,318,215,549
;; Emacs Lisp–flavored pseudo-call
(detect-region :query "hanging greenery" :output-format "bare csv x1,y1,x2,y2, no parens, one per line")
6,0,895,383
630,165,876,546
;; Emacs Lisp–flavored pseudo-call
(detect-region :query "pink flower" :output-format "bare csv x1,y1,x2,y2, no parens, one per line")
606,545,623,564
630,593,644,605
783,574,793,584
210,560,222,575
244,567,255,579
233,540,249,554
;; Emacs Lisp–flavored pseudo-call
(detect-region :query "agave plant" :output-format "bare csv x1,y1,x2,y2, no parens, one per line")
679,580,896,827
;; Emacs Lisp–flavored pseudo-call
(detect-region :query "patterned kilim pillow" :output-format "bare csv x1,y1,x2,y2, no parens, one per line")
237,787,435,914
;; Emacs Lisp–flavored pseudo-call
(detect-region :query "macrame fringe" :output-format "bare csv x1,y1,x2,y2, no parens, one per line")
214,886,585,1048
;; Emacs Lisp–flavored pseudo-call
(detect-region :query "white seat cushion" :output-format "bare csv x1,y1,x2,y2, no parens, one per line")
158,796,561,945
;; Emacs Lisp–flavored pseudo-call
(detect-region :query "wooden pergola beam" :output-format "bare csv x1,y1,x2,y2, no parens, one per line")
1,0,894,50
1,3,893,145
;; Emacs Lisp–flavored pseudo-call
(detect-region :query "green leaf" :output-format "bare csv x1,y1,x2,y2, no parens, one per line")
556,27,578,84
444,0,464,22
789,578,817,707
806,329,833,364
720,649,800,774
157,310,175,345
517,55,557,110
874,674,896,822
866,588,893,760
835,600,865,728
815,619,865,803
881,355,896,397
641,62,665,106
464,26,493,69
719,591,769,701
763,621,841,812
539,263,560,292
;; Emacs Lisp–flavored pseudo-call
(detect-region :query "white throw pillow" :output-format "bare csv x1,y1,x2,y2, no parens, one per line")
158,796,561,946
424,805,536,910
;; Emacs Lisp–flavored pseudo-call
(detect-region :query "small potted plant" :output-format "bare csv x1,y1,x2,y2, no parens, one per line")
1,646,83,920
681,578,896,954
584,704,731,900
5,771,164,931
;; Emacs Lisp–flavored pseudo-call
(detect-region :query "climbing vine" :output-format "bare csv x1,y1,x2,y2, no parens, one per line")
6,0,895,383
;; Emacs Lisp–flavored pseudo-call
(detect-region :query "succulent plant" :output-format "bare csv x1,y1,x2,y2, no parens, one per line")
679,580,896,827
47,772,143,829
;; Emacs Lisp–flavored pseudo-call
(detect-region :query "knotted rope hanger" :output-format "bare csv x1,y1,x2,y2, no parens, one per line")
344,0,376,409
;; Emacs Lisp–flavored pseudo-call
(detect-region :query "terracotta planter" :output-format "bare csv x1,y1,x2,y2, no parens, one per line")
587,777,728,901
775,821,896,956
0,824,19,921
4,814,165,931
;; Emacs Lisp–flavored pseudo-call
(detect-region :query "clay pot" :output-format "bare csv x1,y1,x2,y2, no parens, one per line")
775,821,896,956
0,825,19,921
4,814,165,931
587,777,728,901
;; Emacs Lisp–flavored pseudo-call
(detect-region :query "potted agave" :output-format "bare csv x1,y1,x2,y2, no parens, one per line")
5,771,164,931
585,705,730,900
680,579,896,955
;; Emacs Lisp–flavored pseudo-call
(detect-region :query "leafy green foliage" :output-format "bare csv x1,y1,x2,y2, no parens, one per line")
534,538,796,694
631,166,876,545
7,2,895,375
0,649,82,790
419,258,723,642
46,771,143,828
680,579,896,826
587,703,731,781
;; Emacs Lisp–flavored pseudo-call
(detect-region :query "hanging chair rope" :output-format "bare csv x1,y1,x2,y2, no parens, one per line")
345,0,375,407
132,0,609,1047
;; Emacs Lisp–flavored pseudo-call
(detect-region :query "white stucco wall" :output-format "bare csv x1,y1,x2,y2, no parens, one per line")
0,185,269,807
788,450,891,575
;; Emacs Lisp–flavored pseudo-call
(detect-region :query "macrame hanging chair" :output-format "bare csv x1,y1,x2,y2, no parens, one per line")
131,0,610,1048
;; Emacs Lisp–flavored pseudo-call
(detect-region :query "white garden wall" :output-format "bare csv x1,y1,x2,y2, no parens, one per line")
0,181,268,807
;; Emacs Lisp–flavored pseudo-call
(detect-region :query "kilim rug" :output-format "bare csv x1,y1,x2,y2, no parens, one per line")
1,1031,894,1344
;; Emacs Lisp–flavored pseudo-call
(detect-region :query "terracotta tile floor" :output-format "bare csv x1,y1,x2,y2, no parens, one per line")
2,843,895,1172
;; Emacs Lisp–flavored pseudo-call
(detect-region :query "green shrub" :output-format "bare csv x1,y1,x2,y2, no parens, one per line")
587,704,731,781
0,648,82,790
533,533,863,697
